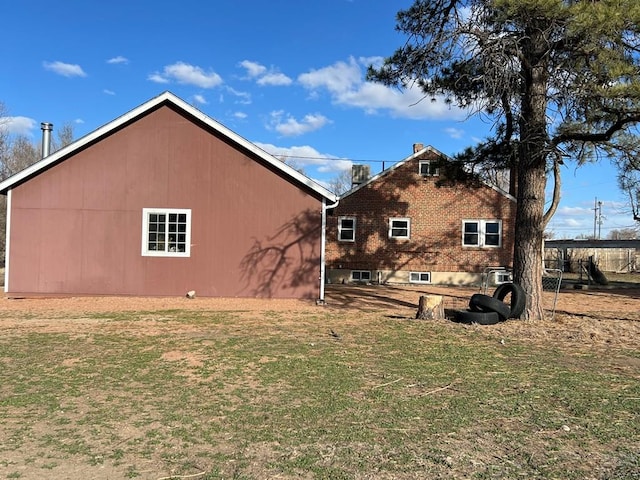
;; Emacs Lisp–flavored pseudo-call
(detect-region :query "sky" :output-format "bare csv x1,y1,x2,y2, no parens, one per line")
1,0,637,239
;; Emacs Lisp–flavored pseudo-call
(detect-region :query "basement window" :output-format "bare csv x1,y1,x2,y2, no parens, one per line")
351,270,371,282
410,272,431,284
142,208,191,257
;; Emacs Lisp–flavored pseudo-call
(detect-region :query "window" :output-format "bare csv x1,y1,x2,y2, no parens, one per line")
142,208,191,257
410,272,431,284
462,220,502,248
389,218,410,239
351,270,371,282
419,160,439,177
338,216,356,242
485,221,501,246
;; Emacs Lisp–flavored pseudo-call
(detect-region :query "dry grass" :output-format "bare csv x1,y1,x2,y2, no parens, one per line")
0,284,638,479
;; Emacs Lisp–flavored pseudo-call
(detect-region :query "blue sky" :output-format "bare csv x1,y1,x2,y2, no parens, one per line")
1,0,636,238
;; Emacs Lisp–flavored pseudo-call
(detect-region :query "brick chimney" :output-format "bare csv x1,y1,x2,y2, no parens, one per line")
351,165,371,187
413,143,424,154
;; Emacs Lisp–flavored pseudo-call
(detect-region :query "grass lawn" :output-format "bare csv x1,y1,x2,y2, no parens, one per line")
0,300,638,479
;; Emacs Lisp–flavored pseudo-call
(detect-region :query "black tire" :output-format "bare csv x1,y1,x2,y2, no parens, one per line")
453,309,500,325
469,293,510,321
493,283,526,318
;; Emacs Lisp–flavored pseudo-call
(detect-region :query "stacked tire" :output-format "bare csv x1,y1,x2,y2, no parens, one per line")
453,283,526,325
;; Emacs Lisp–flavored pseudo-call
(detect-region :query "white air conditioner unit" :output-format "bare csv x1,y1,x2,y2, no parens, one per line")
491,270,512,286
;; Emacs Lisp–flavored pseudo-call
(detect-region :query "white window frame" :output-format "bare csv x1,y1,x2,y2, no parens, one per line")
338,216,356,242
462,219,502,248
389,217,411,239
419,160,439,177
409,272,431,284
351,270,371,282
142,208,192,257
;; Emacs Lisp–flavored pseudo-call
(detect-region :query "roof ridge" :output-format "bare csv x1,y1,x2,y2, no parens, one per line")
0,92,337,202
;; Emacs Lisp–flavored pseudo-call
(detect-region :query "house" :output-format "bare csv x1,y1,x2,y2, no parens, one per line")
0,92,337,299
325,144,516,286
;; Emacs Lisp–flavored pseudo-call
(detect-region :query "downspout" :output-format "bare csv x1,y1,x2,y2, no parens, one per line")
319,196,340,304
4,189,10,292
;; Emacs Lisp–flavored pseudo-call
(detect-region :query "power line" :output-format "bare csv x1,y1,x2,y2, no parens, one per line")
275,154,389,164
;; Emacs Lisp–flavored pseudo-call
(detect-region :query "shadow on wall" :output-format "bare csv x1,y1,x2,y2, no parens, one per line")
328,156,513,278
239,209,321,298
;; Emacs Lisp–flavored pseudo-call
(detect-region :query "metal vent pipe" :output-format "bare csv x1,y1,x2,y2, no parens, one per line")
41,122,53,158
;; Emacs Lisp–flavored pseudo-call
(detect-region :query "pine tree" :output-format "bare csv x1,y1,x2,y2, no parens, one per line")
369,0,640,319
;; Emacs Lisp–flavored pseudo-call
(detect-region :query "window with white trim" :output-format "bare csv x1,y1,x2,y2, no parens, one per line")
462,220,502,248
389,218,410,239
142,208,191,257
419,160,439,177
338,216,356,242
351,270,371,282
410,272,431,284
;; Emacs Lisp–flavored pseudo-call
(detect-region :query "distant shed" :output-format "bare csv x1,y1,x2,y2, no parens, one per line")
544,239,640,272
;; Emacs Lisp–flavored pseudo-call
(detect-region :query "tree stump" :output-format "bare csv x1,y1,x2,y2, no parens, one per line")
416,295,444,320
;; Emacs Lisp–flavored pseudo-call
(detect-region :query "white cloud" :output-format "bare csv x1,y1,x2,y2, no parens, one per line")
226,87,251,105
103,89,116,95
444,127,464,139
43,61,87,78
0,116,37,136
148,62,222,88
544,204,634,238
298,56,467,120
316,158,353,174
239,60,292,86
239,60,267,78
298,57,362,94
147,73,169,84
558,205,593,216
107,56,129,65
192,94,207,105
257,72,292,86
255,142,351,174
233,111,248,119
564,218,583,227
269,111,331,137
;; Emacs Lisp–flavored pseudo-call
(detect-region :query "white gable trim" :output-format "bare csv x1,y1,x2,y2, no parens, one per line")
339,145,516,202
0,91,337,202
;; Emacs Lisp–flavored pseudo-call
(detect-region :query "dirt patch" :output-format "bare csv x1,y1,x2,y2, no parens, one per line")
1,284,639,351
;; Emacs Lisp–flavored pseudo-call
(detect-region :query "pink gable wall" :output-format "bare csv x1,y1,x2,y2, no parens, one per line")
7,105,323,298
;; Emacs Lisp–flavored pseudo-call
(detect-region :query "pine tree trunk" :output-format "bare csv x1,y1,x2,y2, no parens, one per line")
513,161,545,320
512,28,549,321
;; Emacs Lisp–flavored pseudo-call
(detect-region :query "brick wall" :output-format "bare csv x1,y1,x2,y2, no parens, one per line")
326,150,516,284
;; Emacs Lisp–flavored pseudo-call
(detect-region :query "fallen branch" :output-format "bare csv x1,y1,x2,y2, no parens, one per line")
373,377,403,389
156,472,206,480
424,383,454,395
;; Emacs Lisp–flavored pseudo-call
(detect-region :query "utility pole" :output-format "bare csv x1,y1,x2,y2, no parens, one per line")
598,200,603,239
593,198,603,239
593,197,598,239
